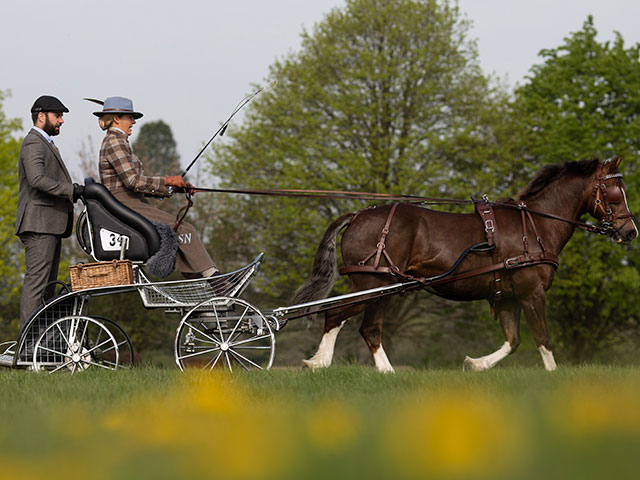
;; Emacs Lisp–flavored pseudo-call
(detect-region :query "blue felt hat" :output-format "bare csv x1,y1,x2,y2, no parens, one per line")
93,96,143,119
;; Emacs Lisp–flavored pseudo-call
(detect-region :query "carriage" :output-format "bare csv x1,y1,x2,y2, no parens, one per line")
1,157,636,373
0,178,419,373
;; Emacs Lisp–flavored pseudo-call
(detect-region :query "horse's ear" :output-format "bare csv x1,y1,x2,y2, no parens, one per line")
604,155,622,168
604,155,622,172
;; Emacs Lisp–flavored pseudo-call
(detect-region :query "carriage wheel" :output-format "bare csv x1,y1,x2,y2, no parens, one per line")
175,297,275,372
90,316,135,368
32,316,119,374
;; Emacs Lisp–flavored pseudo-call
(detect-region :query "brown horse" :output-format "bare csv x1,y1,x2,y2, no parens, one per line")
293,157,637,372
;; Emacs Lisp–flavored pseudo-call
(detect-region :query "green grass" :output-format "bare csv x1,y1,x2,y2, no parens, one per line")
1,365,640,479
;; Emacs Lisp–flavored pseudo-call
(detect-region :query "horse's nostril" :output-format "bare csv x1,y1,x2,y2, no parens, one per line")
628,229,638,242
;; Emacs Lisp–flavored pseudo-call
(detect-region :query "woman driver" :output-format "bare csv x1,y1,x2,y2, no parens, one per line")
94,96,218,278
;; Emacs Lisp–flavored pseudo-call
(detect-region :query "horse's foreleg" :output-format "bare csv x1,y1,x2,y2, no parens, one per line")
463,301,521,371
521,287,557,371
360,299,394,373
302,303,367,370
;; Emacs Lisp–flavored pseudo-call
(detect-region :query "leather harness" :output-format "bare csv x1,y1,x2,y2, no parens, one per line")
338,201,560,299
337,164,634,291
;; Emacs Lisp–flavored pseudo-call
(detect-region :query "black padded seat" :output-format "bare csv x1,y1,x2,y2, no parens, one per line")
77,178,161,262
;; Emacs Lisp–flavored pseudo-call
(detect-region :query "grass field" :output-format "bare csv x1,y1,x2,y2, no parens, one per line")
1,365,639,479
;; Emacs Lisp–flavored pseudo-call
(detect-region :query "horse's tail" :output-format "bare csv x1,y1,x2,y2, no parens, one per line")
292,213,355,305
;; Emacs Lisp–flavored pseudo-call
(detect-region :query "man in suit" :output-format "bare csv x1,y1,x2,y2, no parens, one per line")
15,95,83,328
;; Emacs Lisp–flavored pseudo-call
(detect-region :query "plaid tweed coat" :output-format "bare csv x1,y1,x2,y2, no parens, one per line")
99,128,216,274
99,128,171,197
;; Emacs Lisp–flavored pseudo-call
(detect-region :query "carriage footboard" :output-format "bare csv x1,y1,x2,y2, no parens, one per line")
136,253,263,309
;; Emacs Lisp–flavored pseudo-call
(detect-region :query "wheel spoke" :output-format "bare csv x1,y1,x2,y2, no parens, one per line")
49,359,75,373
224,352,233,372
198,320,224,343
101,339,129,355
80,358,116,370
233,345,272,350
95,328,103,351
229,349,263,370
227,305,250,343
185,322,221,346
177,346,221,361
206,351,223,371
102,359,129,369
56,323,73,351
37,345,73,360
83,338,115,358
79,319,90,347
212,305,225,343
230,334,272,347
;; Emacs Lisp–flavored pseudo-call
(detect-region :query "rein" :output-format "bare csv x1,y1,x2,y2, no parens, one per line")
184,185,473,204
179,184,625,236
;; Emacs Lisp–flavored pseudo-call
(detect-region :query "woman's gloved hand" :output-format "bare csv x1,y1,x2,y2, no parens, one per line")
165,175,196,194
164,175,187,188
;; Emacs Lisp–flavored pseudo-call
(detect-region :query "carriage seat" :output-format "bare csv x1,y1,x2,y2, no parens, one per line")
76,179,178,277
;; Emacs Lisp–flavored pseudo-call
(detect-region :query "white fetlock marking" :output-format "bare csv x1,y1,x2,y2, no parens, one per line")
538,345,557,371
302,321,345,370
372,344,395,373
463,341,512,371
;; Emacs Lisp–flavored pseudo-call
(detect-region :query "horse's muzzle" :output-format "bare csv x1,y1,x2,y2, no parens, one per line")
614,221,638,244
624,228,638,243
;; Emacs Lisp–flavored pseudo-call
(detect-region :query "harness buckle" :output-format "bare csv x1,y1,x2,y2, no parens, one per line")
484,219,494,233
505,257,519,268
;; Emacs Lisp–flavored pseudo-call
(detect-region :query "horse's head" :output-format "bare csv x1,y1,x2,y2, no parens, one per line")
586,156,638,244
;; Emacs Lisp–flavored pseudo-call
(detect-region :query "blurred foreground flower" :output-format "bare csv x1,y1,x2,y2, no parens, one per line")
304,400,361,451
382,388,526,479
552,380,640,436
99,371,297,479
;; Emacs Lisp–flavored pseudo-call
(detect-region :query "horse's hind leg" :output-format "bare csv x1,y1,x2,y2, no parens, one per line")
463,300,521,371
521,287,557,371
302,302,367,370
360,298,394,373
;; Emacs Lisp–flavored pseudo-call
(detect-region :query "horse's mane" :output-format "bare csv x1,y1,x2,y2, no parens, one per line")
517,158,600,200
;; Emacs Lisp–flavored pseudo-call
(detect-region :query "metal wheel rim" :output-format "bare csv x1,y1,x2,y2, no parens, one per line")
175,297,275,372
32,316,119,374
90,315,135,367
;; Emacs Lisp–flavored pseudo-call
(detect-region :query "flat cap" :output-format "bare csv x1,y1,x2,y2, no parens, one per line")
31,95,69,113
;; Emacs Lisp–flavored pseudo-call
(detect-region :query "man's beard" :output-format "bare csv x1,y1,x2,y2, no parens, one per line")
43,117,60,136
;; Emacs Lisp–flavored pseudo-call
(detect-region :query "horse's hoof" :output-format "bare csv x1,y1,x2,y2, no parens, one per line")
463,356,482,371
302,359,324,371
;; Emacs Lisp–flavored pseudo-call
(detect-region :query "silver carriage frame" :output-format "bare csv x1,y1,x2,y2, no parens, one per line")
0,254,267,371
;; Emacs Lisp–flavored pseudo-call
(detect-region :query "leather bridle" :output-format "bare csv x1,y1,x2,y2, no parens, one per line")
586,165,635,237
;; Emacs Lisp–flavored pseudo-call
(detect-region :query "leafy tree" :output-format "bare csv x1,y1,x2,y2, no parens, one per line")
132,120,181,177
208,0,516,302
202,0,523,366
0,90,23,339
514,16,640,362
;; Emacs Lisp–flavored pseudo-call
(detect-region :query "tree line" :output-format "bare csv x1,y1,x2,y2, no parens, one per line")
1,0,639,365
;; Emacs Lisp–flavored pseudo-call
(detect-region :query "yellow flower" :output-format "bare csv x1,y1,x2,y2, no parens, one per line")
305,400,361,451
552,380,640,436
383,389,524,478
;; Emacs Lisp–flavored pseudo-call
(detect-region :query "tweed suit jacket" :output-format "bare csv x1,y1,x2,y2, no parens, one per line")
15,129,74,237
99,128,171,198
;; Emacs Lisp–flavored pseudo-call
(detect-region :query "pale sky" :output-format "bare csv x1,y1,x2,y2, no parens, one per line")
2,0,640,182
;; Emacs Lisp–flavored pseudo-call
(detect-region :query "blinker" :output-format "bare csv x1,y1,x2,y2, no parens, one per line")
605,185,624,203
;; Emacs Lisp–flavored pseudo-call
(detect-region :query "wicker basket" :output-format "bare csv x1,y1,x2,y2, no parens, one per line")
69,260,134,291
